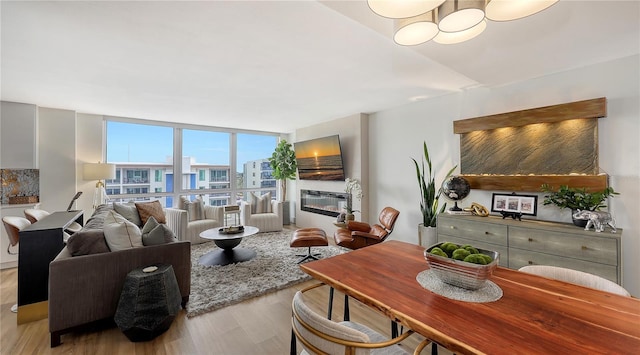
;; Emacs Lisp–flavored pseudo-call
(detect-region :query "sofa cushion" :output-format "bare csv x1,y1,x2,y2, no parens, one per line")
66,229,110,256
135,200,167,225
113,202,142,227
103,211,143,251
250,191,272,214
141,216,177,246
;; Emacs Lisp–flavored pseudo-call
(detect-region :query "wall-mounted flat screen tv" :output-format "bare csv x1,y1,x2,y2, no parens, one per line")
294,135,345,181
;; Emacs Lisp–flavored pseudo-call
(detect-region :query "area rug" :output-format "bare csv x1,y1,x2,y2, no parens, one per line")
186,230,347,318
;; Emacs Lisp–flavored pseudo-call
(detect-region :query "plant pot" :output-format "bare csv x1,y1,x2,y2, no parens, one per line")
345,213,355,222
571,209,588,228
418,224,437,248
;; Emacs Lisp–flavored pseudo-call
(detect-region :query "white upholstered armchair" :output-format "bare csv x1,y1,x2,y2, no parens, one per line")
165,205,224,244
240,200,283,232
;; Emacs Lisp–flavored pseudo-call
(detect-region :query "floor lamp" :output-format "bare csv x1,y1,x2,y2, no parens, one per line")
83,162,116,209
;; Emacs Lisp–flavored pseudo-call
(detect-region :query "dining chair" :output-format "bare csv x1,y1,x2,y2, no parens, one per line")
518,265,630,297
291,282,424,355
2,216,31,313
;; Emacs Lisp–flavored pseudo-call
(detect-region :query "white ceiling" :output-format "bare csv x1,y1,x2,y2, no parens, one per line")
1,1,638,133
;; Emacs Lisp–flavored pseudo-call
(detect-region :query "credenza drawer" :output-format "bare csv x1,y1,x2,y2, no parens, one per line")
437,216,508,246
509,227,618,266
436,234,509,267
509,249,618,283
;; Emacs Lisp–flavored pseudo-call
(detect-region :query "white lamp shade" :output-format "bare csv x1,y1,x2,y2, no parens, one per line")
83,162,116,181
486,0,559,22
438,0,486,33
368,0,445,19
434,19,486,44
394,11,439,45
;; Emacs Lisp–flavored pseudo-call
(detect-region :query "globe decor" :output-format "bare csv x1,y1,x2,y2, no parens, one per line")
441,176,471,211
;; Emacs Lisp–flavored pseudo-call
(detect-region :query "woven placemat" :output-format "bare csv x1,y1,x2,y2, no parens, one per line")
416,269,503,303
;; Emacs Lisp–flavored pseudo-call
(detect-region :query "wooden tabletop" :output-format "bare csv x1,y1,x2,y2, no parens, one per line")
300,241,640,355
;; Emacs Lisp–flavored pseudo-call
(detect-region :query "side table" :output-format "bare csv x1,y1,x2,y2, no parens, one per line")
114,263,182,342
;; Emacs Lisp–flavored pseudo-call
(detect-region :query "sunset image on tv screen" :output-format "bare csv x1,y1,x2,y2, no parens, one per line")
294,135,345,181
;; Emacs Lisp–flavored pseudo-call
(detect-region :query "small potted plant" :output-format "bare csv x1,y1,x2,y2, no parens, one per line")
344,178,362,221
412,141,456,246
541,184,619,226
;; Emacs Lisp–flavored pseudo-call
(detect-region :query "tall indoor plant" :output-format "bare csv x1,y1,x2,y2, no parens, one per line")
269,139,297,201
268,139,297,224
412,141,456,247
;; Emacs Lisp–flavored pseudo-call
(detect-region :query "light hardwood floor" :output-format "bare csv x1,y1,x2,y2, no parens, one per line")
0,228,447,354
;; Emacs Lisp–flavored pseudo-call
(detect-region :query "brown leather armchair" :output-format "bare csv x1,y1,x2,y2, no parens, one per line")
334,207,400,250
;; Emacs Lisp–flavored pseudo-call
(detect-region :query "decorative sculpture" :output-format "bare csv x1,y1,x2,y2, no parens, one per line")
572,210,617,233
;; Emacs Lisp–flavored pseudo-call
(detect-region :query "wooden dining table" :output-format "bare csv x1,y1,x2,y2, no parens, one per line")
300,240,640,354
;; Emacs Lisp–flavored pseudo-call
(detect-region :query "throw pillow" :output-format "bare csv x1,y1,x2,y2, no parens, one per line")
135,200,166,225
194,195,205,220
250,191,272,214
178,196,190,210
141,216,177,246
113,202,142,227
66,229,110,256
103,217,143,251
103,209,127,225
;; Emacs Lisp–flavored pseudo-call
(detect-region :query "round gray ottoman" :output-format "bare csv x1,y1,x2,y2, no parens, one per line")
114,263,181,342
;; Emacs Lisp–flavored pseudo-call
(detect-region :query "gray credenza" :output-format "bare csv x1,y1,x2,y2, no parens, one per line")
436,214,622,285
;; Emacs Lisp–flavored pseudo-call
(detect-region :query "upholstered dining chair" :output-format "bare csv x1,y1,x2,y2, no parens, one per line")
518,265,630,297
291,282,422,355
2,216,31,313
334,207,400,250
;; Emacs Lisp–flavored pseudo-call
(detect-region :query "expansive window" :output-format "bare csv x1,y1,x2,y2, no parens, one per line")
105,120,279,207
106,121,174,205
237,133,277,203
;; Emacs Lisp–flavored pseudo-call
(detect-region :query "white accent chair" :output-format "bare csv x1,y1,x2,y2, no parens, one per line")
240,200,283,232
164,205,224,245
291,283,420,355
518,265,630,297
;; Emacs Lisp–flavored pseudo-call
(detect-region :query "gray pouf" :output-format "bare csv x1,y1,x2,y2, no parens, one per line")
114,263,181,342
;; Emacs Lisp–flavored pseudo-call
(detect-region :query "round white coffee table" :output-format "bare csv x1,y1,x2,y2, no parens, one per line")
199,226,260,266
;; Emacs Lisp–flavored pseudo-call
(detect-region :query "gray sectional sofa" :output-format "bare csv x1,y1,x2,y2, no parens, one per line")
48,204,191,347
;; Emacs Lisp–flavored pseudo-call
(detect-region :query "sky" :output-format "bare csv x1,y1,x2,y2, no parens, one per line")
106,121,277,170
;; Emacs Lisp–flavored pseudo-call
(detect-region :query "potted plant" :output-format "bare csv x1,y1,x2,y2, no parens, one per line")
344,178,362,221
268,139,297,224
412,141,456,247
541,184,619,226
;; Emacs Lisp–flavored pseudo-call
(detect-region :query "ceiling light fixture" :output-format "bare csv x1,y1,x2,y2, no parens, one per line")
368,0,445,19
438,0,486,32
485,0,559,21
373,0,559,45
394,11,439,45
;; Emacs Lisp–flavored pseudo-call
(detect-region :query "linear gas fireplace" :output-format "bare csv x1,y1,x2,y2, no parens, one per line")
300,189,350,217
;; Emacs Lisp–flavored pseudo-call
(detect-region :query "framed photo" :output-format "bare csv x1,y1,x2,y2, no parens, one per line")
491,193,538,216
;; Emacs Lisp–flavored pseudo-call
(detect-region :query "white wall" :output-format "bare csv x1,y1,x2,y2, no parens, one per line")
76,113,106,214
369,54,640,296
0,102,38,267
295,113,369,233
37,108,78,212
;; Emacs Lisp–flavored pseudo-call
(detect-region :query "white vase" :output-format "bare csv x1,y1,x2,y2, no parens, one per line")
418,224,437,248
